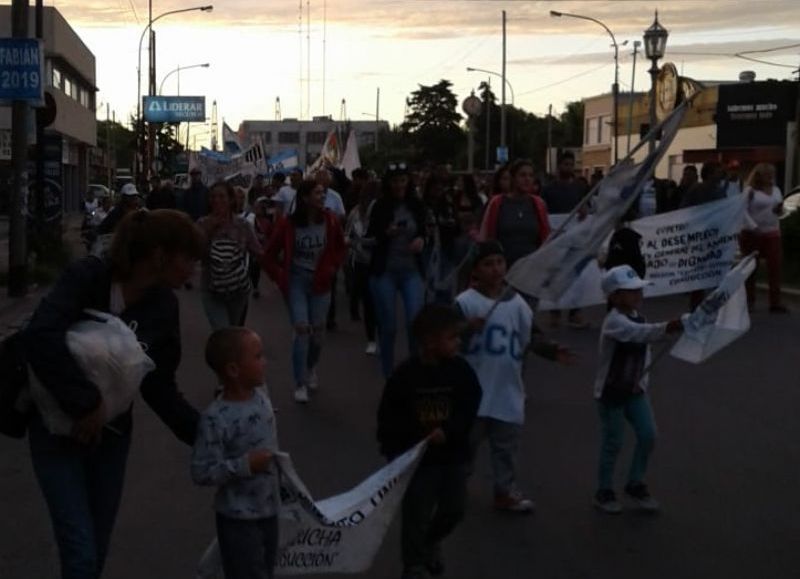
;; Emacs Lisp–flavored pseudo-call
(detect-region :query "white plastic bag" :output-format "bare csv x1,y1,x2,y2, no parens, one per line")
30,310,156,435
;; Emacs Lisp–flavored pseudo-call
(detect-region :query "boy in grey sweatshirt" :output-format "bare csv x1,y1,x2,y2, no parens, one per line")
192,327,280,579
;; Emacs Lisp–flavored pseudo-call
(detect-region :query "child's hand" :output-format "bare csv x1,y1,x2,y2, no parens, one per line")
428,428,446,445
248,450,273,473
666,319,684,334
408,237,425,254
555,345,578,366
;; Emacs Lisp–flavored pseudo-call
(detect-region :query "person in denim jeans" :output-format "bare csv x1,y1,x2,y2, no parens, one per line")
263,179,346,403
23,210,203,579
367,163,427,377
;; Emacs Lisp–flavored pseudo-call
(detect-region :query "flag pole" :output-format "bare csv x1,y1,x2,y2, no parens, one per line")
548,90,703,243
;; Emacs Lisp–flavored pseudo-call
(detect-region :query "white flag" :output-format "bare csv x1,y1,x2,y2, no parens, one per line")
505,101,688,301
339,130,361,179
670,253,757,363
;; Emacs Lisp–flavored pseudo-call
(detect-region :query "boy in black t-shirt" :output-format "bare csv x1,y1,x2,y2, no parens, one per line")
377,304,482,579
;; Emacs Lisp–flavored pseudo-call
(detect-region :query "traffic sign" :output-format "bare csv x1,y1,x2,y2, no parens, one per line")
0,38,44,104
496,146,509,164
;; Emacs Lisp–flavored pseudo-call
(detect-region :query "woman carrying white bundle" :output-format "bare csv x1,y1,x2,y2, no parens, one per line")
23,209,204,579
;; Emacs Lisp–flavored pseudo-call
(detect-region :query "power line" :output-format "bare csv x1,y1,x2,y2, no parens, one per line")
517,62,611,96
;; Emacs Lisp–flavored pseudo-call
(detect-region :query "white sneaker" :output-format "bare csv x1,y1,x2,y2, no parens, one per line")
307,370,319,391
293,385,309,403
365,341,378,356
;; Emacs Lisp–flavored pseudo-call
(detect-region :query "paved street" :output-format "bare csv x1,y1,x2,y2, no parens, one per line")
1,280,798,579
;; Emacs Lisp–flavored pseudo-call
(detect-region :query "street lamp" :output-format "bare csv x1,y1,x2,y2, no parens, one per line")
159,63,210,95
643,11,669,154
135,4,213,180
550,10,620,165
466,67,515,105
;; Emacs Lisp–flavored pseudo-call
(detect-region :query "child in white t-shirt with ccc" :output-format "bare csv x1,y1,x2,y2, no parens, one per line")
456,241,573,513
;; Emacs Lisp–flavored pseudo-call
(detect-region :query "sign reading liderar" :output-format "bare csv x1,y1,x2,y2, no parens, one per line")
0,38,44,104
143,96,205,122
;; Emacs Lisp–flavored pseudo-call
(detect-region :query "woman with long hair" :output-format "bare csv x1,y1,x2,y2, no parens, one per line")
741,163,788,313
23,209,204,578
367,163,427,377
491,164,512,197
263,179,346,403
479,159,550,267
198,181,262,329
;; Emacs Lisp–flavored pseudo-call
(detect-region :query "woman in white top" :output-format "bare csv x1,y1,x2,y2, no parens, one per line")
740,163,787,313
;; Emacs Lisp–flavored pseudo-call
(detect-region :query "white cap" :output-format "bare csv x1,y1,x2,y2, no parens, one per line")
601,265,650,295
120,183,140,197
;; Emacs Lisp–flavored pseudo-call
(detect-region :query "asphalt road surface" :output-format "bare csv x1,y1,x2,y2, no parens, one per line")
1,281,798,579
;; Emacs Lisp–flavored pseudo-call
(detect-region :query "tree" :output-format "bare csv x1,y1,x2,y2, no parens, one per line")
401,79,465,164
558,100,585,147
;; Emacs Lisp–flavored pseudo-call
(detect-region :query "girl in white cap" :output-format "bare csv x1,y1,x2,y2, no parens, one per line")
593,265,683,514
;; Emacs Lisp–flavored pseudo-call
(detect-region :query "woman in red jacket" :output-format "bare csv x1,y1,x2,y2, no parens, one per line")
263,179,346,403
479,159,550,267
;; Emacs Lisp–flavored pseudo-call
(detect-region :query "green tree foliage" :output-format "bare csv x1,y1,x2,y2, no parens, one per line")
96,120,136,171
401,79,466,164
472,82,585,173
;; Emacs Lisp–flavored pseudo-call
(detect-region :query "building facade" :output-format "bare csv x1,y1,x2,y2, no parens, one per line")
0,6,96,214
238,117,389,168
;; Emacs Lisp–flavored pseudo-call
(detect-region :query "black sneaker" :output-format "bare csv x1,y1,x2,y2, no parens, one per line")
593,489,622,514
624,482,660,512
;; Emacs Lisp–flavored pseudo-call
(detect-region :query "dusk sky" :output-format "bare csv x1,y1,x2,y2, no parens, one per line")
35,0,800,145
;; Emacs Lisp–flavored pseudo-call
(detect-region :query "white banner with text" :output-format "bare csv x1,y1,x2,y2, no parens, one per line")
538,196,746,310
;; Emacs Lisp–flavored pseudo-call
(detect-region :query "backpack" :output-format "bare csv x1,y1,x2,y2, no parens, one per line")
0,332,31,438
208,237,251,295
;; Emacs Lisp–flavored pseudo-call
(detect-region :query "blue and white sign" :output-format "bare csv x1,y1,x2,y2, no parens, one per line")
143,96,205,122
496,146,509,164
0,38,44,104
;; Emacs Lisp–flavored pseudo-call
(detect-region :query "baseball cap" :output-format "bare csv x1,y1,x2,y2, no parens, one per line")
120,183,140,197
601,265,650,295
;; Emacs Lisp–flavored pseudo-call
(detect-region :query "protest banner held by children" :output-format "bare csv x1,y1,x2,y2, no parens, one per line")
377,304,482,579
593,265,683,514
192,327,280,579
456,241,575,513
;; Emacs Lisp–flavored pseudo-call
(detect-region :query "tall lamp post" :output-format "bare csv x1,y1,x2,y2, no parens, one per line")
135,4,213,181
466,67,515,105
466,66,514,167
159,63,210,95
550,10,620,165
643,11,669,154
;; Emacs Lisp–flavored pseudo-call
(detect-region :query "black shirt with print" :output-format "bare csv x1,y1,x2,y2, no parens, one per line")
377,355,482,465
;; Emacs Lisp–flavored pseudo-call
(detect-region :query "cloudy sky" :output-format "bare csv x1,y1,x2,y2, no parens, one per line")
39,0,800,145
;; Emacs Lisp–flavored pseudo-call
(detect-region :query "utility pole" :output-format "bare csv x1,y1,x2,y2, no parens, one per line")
485,77,491,170
34,0,44,230
9,0,30,297
147,27,157,180
794,59,800,190
627,41,641,155
375,87,380,152
106,103,112,191
500,10,507,159
546,104,553,174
